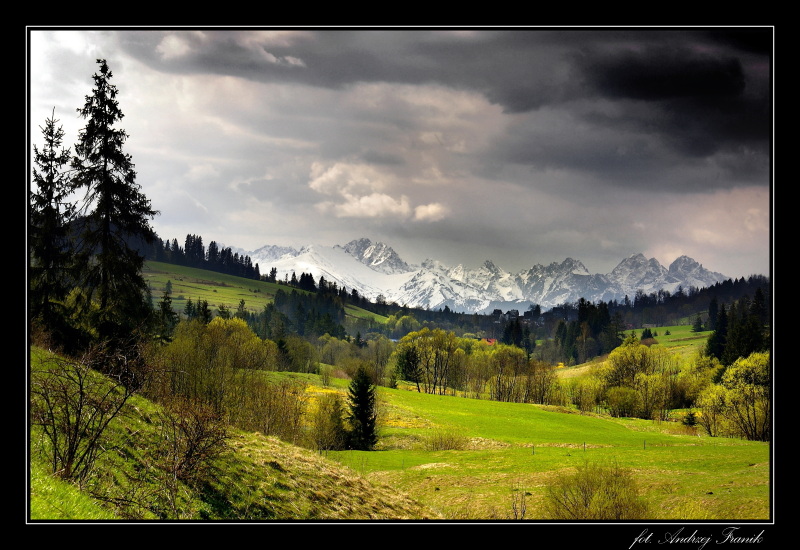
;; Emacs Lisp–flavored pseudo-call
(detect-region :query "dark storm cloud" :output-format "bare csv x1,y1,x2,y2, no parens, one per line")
579,43,746,101
439,29,772,191
117,30,572,110
117,29,769,130
703,28,773,55
574,40,769,151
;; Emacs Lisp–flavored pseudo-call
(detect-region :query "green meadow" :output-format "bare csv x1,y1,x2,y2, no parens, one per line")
143,260,287,315
143,261,387,323
325,382,770,520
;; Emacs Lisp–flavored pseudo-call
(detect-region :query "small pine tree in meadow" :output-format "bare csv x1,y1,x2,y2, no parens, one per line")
347,366,378,450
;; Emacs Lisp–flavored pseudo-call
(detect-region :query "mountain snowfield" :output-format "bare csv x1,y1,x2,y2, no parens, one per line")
245,238,728,313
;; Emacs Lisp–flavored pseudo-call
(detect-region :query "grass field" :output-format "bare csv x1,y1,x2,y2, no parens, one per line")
143,261,387,323
647,324,715,359
323,381,770,520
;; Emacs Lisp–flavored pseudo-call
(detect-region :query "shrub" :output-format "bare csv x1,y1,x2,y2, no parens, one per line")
155,396,230,485
319,364,333,386
307,393,348,451
233,378,308,445
30,346,138,484
420,429,469,451
544,461,651,520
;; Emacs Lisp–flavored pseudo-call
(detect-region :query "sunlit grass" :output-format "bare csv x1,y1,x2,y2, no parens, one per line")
326,382,770,521
29,459,118,520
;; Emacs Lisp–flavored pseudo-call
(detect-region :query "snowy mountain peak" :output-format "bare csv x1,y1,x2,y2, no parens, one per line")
560,257,590,275
481,260,503,274
339,238,414,275
421,258,445,271
669,255,703,273
667,255,727,289
248,244,299,264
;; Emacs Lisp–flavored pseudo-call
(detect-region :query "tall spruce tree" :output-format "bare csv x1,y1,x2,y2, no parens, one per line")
705,303,728,362
347,366,378,450
71,59,158,344
156,283,179,341
30,109,76,344
707,297,719,331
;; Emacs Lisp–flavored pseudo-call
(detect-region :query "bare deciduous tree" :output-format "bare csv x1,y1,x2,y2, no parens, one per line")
156,397,230,485
30,346,138,484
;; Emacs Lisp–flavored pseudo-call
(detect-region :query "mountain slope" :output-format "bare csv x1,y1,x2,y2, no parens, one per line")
265,244,416,298
339,238,415,274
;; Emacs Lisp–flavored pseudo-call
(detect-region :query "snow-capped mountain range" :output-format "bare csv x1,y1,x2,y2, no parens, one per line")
242,238,728,313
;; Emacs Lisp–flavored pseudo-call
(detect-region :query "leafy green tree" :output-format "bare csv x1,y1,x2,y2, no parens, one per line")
691,315,703,333
346,365,378,450
394,328,458,394
183,298,196,320
695,384,728,438
718,351,770,441
216,303,231,320
751,287,768,325
394,342,421,390
601,335,679,419
70,59,158,344
722,296,769,366
235,299,247,320
30,109,76,346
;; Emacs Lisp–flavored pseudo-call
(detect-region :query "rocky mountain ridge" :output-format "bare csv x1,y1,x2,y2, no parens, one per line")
248,238,728,313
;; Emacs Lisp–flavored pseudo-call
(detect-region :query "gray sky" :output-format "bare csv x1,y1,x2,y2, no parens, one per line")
28,27,773,279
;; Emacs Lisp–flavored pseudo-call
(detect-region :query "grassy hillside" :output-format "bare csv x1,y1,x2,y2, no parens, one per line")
28,347,438,521
143,261,387,323
555,324,714,380
30,265,769,522
647,324,715,358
